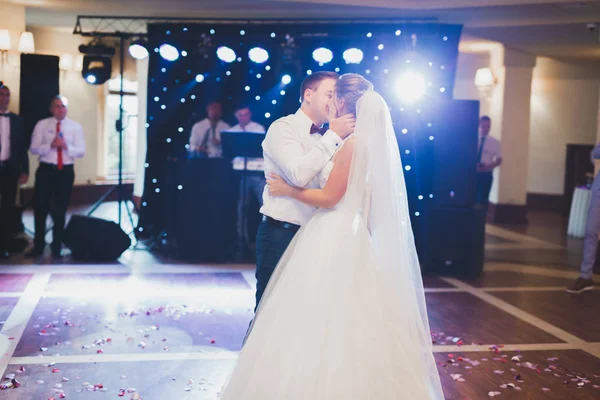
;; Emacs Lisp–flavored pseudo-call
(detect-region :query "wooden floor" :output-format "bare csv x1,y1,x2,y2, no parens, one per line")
0,204,598,399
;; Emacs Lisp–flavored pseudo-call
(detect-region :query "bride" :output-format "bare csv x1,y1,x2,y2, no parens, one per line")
220,73,444,399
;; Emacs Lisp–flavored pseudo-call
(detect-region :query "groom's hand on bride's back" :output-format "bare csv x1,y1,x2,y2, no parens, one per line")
329,113,355,140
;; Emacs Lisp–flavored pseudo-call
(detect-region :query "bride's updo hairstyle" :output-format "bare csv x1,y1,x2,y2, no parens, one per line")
335,73,374,115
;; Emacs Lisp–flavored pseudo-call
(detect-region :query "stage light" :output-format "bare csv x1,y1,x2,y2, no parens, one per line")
159,44,179,61
82,55,111,85
312,47,333,64
217,46,236,63
343,48,363,64
248,47,269,63
128,39,149,60
378,44,384,50
395,30,401,36
281,74,291,85
395,72,426,103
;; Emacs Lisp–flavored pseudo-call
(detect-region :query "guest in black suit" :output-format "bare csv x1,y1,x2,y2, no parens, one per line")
0,83,29,258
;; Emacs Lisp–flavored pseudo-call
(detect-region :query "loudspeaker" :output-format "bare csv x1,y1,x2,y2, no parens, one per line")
429,100,480,207
64,215,131,261
19,54,59,145
423,206,485,279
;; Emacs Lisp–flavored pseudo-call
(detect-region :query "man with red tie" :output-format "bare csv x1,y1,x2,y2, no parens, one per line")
27,95,85,258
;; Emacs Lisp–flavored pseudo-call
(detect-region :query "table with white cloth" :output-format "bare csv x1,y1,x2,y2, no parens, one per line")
568,186,592,238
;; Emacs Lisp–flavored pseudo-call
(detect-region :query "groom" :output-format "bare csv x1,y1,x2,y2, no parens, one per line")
254,71,355,310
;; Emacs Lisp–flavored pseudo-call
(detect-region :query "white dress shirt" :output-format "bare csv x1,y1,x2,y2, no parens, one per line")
0,113,10,161
29,117,86,164
479,135,502,165
189,118,231,158
229,121,265,133
260,108,344,226
227,121,266,171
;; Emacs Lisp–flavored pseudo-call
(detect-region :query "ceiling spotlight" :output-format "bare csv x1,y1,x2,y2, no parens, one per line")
312,47,333,64
248,47,269,63
159,44,179,61
343,48,363,64
216,46,236,63
128,38,149,60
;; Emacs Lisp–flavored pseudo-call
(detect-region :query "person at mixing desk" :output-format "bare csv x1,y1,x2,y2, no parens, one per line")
188,101,230,158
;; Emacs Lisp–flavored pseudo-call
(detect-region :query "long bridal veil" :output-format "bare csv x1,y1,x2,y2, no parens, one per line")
341,90,443,397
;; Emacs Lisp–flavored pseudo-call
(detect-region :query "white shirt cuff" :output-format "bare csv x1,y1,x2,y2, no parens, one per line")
321,130,344,153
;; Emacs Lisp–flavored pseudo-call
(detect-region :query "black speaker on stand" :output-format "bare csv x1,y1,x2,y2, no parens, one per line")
63,215,131,261
420,99,485,278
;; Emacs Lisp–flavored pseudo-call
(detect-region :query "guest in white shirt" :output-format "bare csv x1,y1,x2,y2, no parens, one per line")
26,95,86,258
0,83,28,258
252,71,355,311
188,101,230,158
475,115,502,210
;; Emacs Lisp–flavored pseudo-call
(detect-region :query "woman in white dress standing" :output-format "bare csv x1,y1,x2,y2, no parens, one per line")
220,74,444,399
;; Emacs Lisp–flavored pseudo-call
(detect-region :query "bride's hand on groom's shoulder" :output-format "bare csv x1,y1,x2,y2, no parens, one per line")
329,114,355,140
266,173,293,197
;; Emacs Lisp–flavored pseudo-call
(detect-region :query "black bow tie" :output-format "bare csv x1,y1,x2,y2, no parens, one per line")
0,113,9,117
310,124,327,135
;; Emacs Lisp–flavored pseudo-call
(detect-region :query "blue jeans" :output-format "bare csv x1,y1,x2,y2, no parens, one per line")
254,218,298,311
581,189,600,279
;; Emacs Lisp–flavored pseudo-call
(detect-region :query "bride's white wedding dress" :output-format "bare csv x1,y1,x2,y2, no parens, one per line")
220,91,444,399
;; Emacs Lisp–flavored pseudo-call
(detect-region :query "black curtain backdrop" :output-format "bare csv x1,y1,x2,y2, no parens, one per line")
138,21,467,259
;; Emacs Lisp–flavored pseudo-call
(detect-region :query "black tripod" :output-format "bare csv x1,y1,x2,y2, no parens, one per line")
87,35,138,237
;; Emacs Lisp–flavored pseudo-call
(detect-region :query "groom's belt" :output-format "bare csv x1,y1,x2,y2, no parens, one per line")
261,215,301,231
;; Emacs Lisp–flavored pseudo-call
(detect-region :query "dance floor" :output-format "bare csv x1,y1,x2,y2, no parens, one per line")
0,206,598,399
0,261,597,399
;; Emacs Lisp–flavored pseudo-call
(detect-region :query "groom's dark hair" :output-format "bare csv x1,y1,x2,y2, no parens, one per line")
300,71,339,102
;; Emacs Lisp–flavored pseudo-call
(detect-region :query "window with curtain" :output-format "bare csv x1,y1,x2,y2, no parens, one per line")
104,76,139,179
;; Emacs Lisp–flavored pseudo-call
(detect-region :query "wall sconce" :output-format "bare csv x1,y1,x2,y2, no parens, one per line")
18,32,35,54
59,53,73,71
0,29,11,65
474,67,496,100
